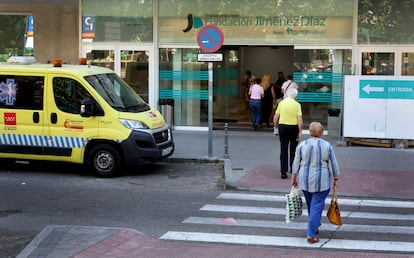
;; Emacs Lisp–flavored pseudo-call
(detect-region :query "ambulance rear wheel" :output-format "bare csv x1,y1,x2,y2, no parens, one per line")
88,144,121,177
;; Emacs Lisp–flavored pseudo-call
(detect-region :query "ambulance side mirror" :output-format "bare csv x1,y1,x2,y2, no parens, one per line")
80,98,103,117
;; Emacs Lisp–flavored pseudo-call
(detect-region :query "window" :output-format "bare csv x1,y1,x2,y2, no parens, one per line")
402,52,414,76
82,0,153,43
293,49,351,124
358,0,414,44
158,0,353,45
0,75,43,110
53,77,93,114
0,15,33,60
362,52,394,75
85,73,148,112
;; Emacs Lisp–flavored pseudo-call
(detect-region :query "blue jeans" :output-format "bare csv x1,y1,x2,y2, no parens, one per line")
302,189,330,237
249,99,262,128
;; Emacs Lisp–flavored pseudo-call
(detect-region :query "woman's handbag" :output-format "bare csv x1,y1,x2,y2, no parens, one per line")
285,186,303,223
327,186,342,226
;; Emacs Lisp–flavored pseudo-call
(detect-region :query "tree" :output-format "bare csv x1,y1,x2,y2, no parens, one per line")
358,0,414,44
0,15,27,59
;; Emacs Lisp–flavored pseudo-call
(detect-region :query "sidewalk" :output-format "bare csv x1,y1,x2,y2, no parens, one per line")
173,129,414,199
17,129,414,258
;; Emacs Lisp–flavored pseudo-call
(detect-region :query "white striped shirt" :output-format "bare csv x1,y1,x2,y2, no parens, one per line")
292,137,340,193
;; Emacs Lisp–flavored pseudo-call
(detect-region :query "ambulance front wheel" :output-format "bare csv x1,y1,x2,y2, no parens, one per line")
88,144,121,177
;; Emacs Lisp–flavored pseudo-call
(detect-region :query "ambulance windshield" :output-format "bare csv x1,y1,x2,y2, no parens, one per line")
85,73,149,112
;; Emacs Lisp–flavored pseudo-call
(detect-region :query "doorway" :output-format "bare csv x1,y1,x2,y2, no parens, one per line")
82,44,152,104
212,46,351,130
212,46,294,129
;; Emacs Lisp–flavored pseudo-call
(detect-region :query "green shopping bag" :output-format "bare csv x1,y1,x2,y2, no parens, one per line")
285,186,303,223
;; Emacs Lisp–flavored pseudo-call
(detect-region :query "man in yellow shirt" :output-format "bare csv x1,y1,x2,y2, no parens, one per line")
273,88,303,179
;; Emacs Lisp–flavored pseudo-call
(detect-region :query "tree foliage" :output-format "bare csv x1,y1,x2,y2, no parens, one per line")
0,15,27,58
358,0,414,44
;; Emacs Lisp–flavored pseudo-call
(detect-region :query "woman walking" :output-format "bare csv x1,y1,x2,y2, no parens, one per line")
260,73,273,128
248,78,264,131
291,122,340,243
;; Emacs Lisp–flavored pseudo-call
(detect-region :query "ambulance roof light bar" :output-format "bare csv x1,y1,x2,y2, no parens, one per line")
52,59,62,67
7,56,37,64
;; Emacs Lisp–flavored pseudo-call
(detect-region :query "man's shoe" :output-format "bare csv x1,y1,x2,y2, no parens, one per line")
281,173,288,179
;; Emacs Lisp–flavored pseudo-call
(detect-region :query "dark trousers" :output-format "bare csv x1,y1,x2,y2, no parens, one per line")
278,124,299,174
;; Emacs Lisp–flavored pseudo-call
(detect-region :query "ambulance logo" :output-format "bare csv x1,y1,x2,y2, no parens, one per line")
64,119,84,130
0,79,17,105
4,112,16,126
146,111,158,118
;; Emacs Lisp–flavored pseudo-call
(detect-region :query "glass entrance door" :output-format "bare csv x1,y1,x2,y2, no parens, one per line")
120,49,149,102
293,48,352,126
82,44,152,103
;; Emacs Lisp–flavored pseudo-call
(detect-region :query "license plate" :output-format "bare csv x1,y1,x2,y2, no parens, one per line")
162,146,173,156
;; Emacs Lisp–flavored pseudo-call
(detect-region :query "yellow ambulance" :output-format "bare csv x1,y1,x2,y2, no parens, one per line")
0,57,174,177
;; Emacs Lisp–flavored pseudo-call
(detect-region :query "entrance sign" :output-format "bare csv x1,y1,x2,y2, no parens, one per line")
344,76,414,140
360,80,414,99
197,53,223,62
197,25,224,53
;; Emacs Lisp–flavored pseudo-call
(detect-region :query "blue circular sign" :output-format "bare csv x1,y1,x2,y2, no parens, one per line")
197,25,224,53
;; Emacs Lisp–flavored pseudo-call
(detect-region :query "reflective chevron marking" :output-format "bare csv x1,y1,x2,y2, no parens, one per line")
217,193,414,209
183,217,414,235
0,133,87,148
160,231,414,253
200,204,414,221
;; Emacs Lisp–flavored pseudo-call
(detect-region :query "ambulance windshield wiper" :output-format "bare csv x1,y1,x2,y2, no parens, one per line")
125,103,150,112
111,105,129,112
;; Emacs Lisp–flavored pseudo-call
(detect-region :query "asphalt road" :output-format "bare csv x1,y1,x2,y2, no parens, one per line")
0,160,224,258
1,158,413,257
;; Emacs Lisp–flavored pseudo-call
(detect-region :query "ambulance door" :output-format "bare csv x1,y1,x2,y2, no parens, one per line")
0,74,45,159
44,74,100,163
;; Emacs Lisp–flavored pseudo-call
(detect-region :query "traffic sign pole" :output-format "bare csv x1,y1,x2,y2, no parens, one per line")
197,25,224,158
208,62,213,158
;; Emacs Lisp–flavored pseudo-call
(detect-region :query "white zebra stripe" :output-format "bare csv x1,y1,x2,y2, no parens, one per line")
161,192,414,254
183,216,414,235
217,192,414,209
200,204,414,221
160,231,414,253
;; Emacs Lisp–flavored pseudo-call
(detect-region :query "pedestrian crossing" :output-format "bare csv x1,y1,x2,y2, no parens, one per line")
160,192,414,254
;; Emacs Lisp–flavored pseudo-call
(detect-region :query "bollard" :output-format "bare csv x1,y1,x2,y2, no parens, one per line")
224,122,229,159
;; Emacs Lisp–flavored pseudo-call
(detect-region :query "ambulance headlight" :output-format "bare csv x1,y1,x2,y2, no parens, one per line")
119,119,149,129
